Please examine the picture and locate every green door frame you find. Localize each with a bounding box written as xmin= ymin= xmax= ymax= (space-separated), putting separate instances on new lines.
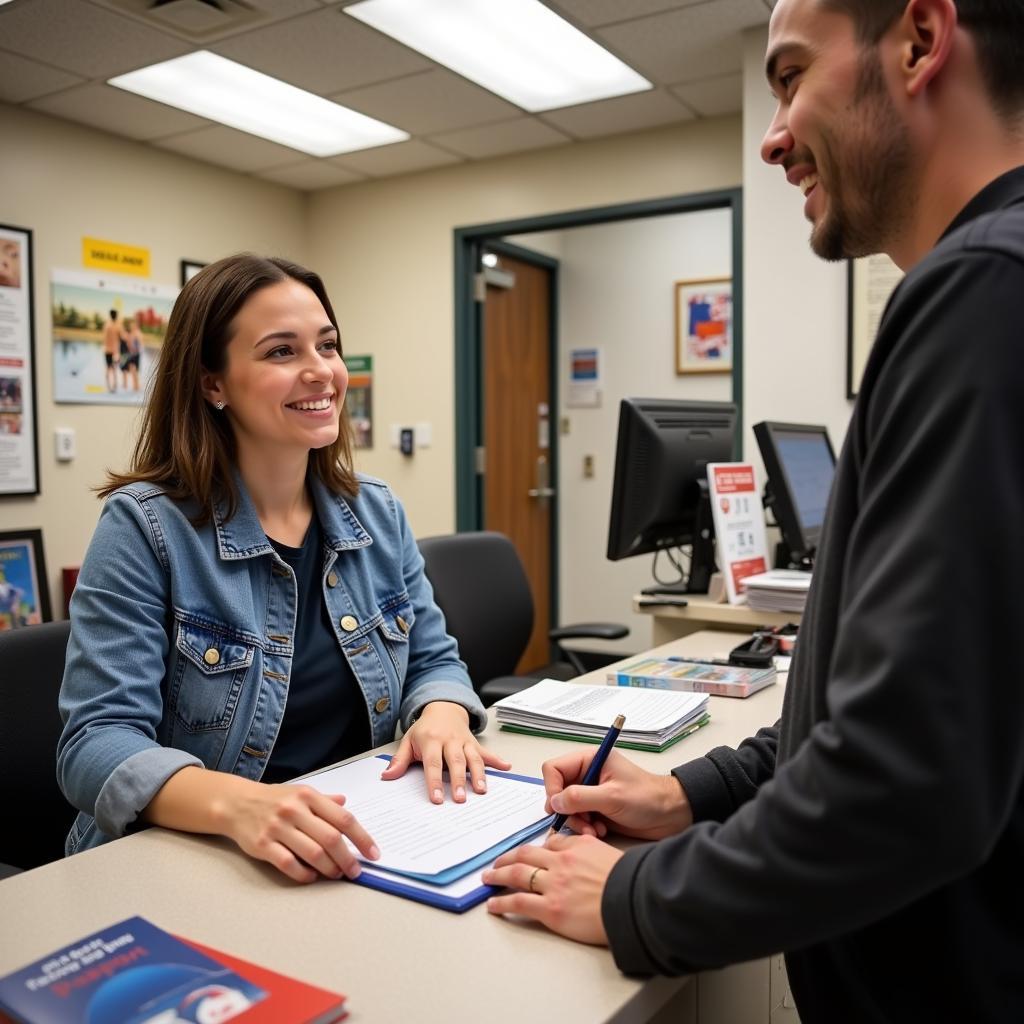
xmin=454 ymin=187 xmax=744 ymax=532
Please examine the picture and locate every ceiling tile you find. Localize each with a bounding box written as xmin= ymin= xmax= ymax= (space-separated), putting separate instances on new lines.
xmin=332 ymin=69 xmax=520 ymax=136
xmin=212 ymin=7 xmax=431 ymax=95
xmin=0 ymin=49 xmax=85 ymax=104
xmin=0 ymin=0 xmax=191 ymax=78
xmin=546 ymin=0 xmax=706 ymax=29
xmin=28 ymin=83 xmax=208 ymax=140
xmin=542 ymin=88 xmax=693 ymax=139
xmin=155 ymin=125 xmax=305 ymax=172
xmin=330 ymin=139 xmax=461 ymax=178
xmin=671 ymin=73 xmax=743 ymax=117
xmin=598 ymin=0 xmax=770 ymax=83
xmin=429 ymin=118 xmax=571 ymax=160
xmin=256 ymin=160 xmax=366 ymax=191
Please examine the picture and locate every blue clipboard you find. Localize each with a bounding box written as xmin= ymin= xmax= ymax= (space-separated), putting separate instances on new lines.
xmin=349 ymin=759 xmax=551 ymax=912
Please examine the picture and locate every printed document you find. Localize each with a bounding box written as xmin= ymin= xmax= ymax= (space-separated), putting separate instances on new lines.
xmin=298 ymin=757 xmax=550 ymax=878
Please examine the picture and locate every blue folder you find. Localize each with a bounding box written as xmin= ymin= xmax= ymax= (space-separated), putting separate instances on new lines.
xmin=350 ymin=758 xmax=552 ymax=912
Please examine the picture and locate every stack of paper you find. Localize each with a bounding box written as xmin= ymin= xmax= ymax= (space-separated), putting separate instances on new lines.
xmin=741 ymin=569 xmax=812 ymax=612
xmin=298 ymin=756 xmax=554 ymax=911
xmin=492 ymin=679 xmax=710 ymax=752
xmin=608 ymin=657 xmax=776 ymax=698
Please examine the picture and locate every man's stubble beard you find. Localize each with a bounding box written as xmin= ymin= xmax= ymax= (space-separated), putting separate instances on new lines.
xmin=811 ymin=52 xmax=914 ymax=261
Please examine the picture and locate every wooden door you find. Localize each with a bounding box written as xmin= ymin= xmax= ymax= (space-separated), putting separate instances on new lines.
xmin=482 ymin=253 xmax=554 ymax=673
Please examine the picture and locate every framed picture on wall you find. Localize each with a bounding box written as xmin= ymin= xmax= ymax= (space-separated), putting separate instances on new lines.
xmin=0 ymin=528 xmax=50 ymax=630
xmin=0 ymin=224 xmax=40 ymax=497
xmin=847 ymin=254 xmax=903 ymax=397
xmin=180 ymin=259 xmax=207 ymax=286
xmin=675 ymin=277 xmax=732 ymax=374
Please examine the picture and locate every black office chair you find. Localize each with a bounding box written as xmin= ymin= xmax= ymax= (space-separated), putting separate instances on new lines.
xmin=418 ymin=531 xmax=629 ymax=707
xmin=0 ymin=619 xmax=77 ymax=876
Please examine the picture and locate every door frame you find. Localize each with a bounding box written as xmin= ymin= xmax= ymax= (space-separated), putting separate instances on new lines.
xmin=454 ymin=187 xmax=744 ymax=532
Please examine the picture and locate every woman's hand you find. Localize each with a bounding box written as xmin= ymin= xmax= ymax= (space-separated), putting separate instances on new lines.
xmin=218 ymin=779 xmax=381 ymax=884
xmin=381 ymin=700 xmax=511 ymax=803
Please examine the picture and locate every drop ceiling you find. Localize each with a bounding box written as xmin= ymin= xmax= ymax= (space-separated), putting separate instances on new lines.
xmin=0 ymin=0 xmax=772 ymax=191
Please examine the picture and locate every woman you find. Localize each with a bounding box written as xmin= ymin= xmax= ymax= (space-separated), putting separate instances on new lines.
xmin=58 ymin=254 xmax=506 ymax=883
xmin=119 ymin=316 xmax=142 ymax=392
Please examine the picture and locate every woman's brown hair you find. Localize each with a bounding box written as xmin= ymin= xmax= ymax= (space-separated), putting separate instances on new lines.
xmin=101 ymin=254 xmax=359 ymax=521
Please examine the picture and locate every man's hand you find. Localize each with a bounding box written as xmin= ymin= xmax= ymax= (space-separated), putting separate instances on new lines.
xmin=543 ymin=748 xmax=693 ymax=840
xmin=483 ymin=833 xmax=622 ymax=945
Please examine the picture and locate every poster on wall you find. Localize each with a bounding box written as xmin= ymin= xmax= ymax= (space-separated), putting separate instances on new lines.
xmin=344 ymin=354 xmax=373 ymax=448
xmin=0 ymin=529 xmax=50 ymax=629
xmin=51 ymin=268 xmax=177 ymax=405
xmin=566 ymin=346 xmax=602 ymax=408
xmin=675 ymin=277 xmax=732 ymax=375
xmin=847 ymin=254 xmax=903 ymax=398
xmin=0 ymin=224 xmax=39 ymax=497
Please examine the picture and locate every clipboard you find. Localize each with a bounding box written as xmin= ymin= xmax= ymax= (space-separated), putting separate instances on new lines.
xmin=350 ymin=758 xmax=550 ymax=912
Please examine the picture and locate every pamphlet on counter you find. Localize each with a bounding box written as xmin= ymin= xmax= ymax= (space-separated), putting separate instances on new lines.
xmin=609 ymin=657 xmax=776 ymax=698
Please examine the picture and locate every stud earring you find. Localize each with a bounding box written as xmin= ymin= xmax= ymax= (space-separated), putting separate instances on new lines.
xmin=214 ymin=401 xmax=226 ymax=411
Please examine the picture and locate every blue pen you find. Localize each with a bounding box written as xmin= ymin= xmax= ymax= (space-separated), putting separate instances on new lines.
xmin=550 ymin=713 xmax=625 ymax=833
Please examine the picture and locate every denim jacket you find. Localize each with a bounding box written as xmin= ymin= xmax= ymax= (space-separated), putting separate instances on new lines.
xmin=57 ymin=473 xmax=485 ymax=855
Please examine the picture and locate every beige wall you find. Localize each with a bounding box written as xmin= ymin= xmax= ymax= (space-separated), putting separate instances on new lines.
xmin=305 ymin=116 xmax=742 ymax=537
xmin=0 ymin=102 xmax=307 ymax=611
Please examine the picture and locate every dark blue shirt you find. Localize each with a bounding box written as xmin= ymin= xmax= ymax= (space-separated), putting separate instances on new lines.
xmin=263 ymin=515 xmax=369 ymax=783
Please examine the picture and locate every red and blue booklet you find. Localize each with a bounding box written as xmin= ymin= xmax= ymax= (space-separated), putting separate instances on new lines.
xmin=0 ymin=916 xmax=346 ymax=1024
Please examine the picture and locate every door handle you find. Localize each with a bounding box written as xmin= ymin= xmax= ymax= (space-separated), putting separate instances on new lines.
xmin=528 ymin=456 xmax=555 ymax=501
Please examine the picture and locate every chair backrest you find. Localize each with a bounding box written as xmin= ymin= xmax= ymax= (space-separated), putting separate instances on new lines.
xmin=0 ymin=619 xmax=77 ymax=870
xmin=418 ymin=531 xmax=534 ymax=693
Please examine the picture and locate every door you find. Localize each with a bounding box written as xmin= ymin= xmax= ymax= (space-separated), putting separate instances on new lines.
xmin=481 ymin=252 xmax=555 ymax=673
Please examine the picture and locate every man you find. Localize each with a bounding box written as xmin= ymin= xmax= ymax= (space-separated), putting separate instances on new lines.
xmin=102 ymin=308 xmax=121 ymax=393
xmin=483 ymin=1 xmax=1024 ymax=1019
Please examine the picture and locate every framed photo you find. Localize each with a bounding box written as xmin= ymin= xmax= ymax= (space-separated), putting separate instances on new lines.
xmin=0 ymin=528 xmax=50 ymax=629
xmin=0 ymin=224 xmax=39 ymax=496
xmin=179 ymin=259 xmax=207 ymax=286
xmin=675 ymin=277 xmax=732 ymax=374
xmin=847 ymin=254 xmax=903 ymax=397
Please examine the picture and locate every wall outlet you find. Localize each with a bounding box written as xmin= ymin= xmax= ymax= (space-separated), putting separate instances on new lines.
xmin=55 ymin=427 xmax=76 ymax=461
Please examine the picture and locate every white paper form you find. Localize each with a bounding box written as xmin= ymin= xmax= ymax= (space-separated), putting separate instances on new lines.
xmin=297 ymin=757 xmax=550 ymax=877
xmin=496 ymin=679 xmax=707 ymax=731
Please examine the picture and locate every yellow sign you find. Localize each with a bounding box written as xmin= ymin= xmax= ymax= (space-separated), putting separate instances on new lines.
xmin=82 ymin=237 xmax=150 ymax=276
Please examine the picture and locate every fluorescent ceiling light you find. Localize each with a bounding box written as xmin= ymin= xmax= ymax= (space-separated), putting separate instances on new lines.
xmin=108 ymin=51 xmax=409 ymax=157
xmin=345 ymin=0 xmax=651 ymax=112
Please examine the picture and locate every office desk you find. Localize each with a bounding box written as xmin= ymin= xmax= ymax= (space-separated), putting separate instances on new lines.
xmin=636 ymin=593 xmax=801 ymax=646
xmin=0 ymin=632 xmax=786 ymax=1024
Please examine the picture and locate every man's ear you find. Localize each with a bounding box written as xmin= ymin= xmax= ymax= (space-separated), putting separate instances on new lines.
xmin=896 ymin=0 xmax=957 ymax=97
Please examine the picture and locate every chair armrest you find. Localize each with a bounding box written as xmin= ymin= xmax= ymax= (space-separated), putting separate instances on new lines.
xmin=479 ymin=676 xmax=537 ymax=708
xmin=549 ymin=622 xmax=629 ymax=642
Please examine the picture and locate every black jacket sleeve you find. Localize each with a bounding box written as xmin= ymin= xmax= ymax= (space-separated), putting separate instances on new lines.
xmin=602 ymin=245 xmax=1024 ymax=976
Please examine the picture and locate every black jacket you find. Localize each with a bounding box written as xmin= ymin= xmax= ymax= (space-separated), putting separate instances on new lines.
xmin=602 ymin=167 xmax=1024 ymax=1023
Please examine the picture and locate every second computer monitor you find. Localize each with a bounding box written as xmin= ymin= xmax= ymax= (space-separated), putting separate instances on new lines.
xmin=753 ymin=420 xmax=836 ymax=563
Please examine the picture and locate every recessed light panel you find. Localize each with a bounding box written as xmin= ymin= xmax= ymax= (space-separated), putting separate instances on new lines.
xmin=345 ymin=0 xmax=651 ymax=112
xmin=109 ymin=51 xmax=409 ymax=157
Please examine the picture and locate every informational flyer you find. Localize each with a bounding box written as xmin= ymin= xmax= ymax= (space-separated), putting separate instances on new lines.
xmin=566 ymin=346 xmax=601 ymax=407
xmin=344 ymin=353 xmax=373 ymax=448
xmin=51 ymin=268 xmax=176 ymax=405
xmin=707 ymin=462 xmax=769 ymax=605
xmin=0 ymin=224 xmax=37 ymax=496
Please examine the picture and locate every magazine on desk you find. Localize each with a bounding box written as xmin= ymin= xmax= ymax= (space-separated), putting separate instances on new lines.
xmin=608 ymin=657 xmax=777 ymax=698
xmin=0 ymin=915 xmax=347 ymax=1024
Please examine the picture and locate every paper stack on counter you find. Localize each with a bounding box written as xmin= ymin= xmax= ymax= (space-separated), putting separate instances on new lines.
xmin=741 ymin=569 xmax=812 ymax=613
xmin=492 ymin=678 xmax=710 ymax=753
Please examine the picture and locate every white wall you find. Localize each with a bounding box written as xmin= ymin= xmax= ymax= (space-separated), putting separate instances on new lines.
xmin=543 ymin=210 xmax=732 ymax=650
xmin=305 ymin=117 xmax=743 ymax=538
xmin=0 ymin=103 xmax=307 ymax=611
xmin=741 ymin=27 xmax=854 ymax=460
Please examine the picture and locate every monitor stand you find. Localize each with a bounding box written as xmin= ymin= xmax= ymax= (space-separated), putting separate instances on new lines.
xmin=643 ymin=484 xmax=717 ymax=596
xmin=641 ymin=582 xmax=691 ymax=596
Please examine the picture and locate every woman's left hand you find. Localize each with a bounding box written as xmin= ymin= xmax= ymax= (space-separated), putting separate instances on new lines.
xmin=381 ymin=701 xmax=511 ymax=803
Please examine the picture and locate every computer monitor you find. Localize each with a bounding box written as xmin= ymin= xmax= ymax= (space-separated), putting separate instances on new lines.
xmin=606 ymin=397 xmax=737 ymax=593
xmin=753 ymin=420 xmax=837 ymax=566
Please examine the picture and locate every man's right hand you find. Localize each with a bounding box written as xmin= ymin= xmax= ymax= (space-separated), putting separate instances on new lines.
xmin=542 ymin=749 xmax=693 ymax=841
